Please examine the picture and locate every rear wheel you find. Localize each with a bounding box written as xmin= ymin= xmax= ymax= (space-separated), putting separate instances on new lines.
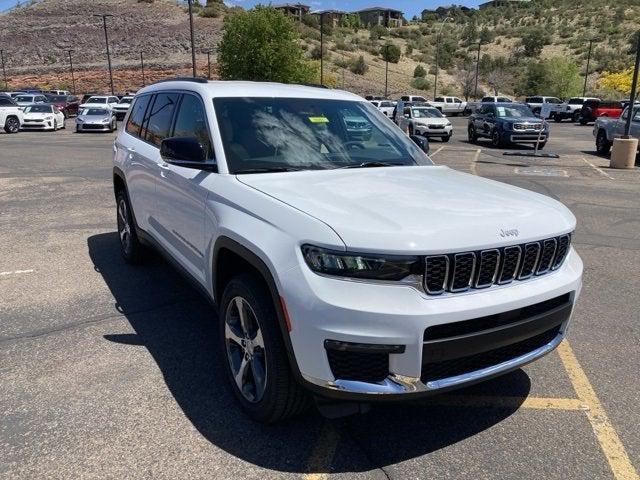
xmin=596 ymin=130 xmax=611 ymax=155
xmin=220 ymin=274 xmax=309 ymax=423
xmin=572 ymin=111 xmax=581 ymax=123
xmin=116 ymin=191 xmax=144 ymax=263
xmin=4 ymin=116 xmax=20 ymax=133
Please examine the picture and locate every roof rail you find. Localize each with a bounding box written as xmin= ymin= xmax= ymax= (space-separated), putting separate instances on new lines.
xmin=150 ymin=77 xmax=209 ymax=85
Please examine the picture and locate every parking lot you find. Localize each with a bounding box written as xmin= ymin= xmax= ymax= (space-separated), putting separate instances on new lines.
xmin=1 ymin=116 xmax=639 ymax=479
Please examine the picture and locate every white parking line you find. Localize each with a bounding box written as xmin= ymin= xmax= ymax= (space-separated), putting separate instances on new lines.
xmin=430 ymin=146 xmax=445 ymax=156
xmin=581 ymin=157 xmax=614 ymax=180
xmin=0 ymin=269 xmax=35 ymax=276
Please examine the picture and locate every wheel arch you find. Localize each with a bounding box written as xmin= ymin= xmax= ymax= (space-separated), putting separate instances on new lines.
xmin=212 ymin=236 xmax=305 ymax=383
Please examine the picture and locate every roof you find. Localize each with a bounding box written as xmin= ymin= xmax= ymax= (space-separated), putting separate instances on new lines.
xmin=272 ymin=3 xmax=310 ymax=8
xmin=137 ymin=80 xmax=364 ymax=102
xmin=311 ymin=9 xmax=346 ymax=14
xmin=356 ymin=6 xmax=403 ymax=14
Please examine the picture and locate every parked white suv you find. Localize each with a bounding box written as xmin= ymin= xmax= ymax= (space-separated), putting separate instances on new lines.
xmin=0 ymin=95 xmax=24 ymax=133
xmin=79 ymin=95 xmax=120 ymax=110
xmin=113 ymin=79 xmax=583 ymax=422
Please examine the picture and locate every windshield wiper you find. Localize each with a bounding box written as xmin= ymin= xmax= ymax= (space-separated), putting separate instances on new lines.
xmin=338 ymin=161 xmax=405 ymax=169
xmin=234 ymin=166 xmax=303 ymax=174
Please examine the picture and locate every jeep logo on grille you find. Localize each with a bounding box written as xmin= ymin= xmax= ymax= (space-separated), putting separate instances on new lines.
xmin=499 ymin=228 xmax=519 ymax=238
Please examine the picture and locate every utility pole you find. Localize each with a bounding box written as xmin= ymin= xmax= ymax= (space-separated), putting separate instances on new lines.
xmin=582 ymin=39 xmax=594 ymax=98
xmin=433 ymin=16 xmax=452 ymax=99
xmin=68 ymin=50 xmax=76 ymax=94
xmin=140 ymin=51 xmax=145 ymax=87
xmin=187 ymin=0 xmax=197 ymax=77
xmin=384 ymin=44 xmax=389 ymax=98
xmin=474 ymin=41 xmax=481 ymax=100
xmin=623 ymin=33 xmax=640 ymax=137
xmin=206 ymin=50 xmax=211 ymax=79
xmin=319 ymin=12 xmax=324 ymax=85
xmin=0 ymin=50 xmax=7 ymax=90
xmin=94 ymin=14 xmax=114 ymax=95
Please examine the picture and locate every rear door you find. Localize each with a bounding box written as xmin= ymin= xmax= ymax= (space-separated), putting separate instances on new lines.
xmin=154 ymin=92 xmax=214 ymax=282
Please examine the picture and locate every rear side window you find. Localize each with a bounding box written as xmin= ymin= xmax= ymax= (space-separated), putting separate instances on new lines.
xmin=568 ymin=98 xmax=583 ymax=105
xmin=481 ymin=97 xmax=493 ymax=102
xmin=498 ymin=97 xmax=511 ymax=102
xmin=401 ymin=96 xmax=409 ymax=101
xmin=126 ymin=95 xmax=152 ymax=137
xmin=143 ymin=93 xmax=180 ymax=147
xmin=434 ymin=97 xmax=444 ymax=102
xmin=172 ymin=94 xmax=213 ymax=159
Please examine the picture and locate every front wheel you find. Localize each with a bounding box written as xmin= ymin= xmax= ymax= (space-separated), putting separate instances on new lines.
xmin=596 ymin=130 xmax=611 ymax=155
xmin=442 ymin=134 xmax=451 ymax=142
xmin=491 ymin=130 xmax=503 ymax=148
xmin=220 ymin=274 xmax=309 ymax=423
xmin=467 ymin=125 xmax=478 ymax=143
xmin=572 ymin=111 xmax=581 ymax=123
xmin=4 ymin=116 xmax=20 ymax=133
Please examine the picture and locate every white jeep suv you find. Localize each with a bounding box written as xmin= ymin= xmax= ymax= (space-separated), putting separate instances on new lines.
xmin=0 ymin=95 xmax=24 ymax=133
xmin=113 ymin=78 xmax=583 ymax=423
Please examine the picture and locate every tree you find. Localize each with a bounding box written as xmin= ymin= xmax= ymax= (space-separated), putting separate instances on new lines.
xmin=349 ymin=55 xmax=368 ymax=75
xmin=515 ymin=57 xmax=582 ymax=98
xmin=413 ymin=64 xmax=426 ymax=78
xmin=519 ymin=29 xmax=550 ymax=57
xmin=479 ymin=27 xmax=494 ymax=45
xmin=339 ymin=13 xmax=361 ymax=29
xmin=456 ymin=59 xmax=477 ymax=100
xmin=217 ymin=6 xmax=315 ymax=83
xmin=369 ymin=24 xmax=387 ymax=41
xmin=462 ymin=19 xmax=478 ymax=46
xmin=380 ymin=43 xmax=401 ymax=63
xmin=411 ymin=77 xmax=432 ymax=91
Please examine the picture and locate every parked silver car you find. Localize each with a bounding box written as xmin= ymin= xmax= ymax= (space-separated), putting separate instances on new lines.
xmin=75 ymin=107 xmax=117 ymax=133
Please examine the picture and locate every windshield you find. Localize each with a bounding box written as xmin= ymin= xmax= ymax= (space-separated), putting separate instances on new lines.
xmin=16 ymin=96 xmax=34 ymax=103
xmin=49 ymin=95 xmax=67 ymax=102
xmin=214 ymin=97 xmax=432 ymax=173
xmin=81 ymin=108 xmax=109 ymax=116
xmin=119 ymin=97 xmax=133 ymax=104
xmin=86 ymin=97 xmax=107 ymax=104
xmin=24 ymin=105 xmax=51 ymax=113
xmin=412 ymin=107 xmax=443 ymax=118
xmin=495 ymin=105 xmax=535 ymax=118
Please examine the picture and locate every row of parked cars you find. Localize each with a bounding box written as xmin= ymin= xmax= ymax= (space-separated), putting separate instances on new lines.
xmin=0 ymin=89 xmax=135 ymax=134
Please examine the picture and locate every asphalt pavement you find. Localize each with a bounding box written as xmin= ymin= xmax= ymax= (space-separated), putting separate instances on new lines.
xmin=0 ymin=117 xmax=638 ymax=479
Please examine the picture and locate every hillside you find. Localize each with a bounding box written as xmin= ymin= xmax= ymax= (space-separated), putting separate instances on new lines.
xmin=1 ymin=0 xmax=638 ymax=98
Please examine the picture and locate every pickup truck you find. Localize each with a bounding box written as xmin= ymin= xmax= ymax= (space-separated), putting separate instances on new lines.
xmin=465 ymin=96 xmax=513 ymax=114
xmin=525 ymin=96 xmax=564 ymax=119
xmin=430 ymin=96 xmax=468 ymax=116
xmin=593 ymin=105 xmax=640 ymax=154
xmin=555 ymin=97 xmax=600 ymax=123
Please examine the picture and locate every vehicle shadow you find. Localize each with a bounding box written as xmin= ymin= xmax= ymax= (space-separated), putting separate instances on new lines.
xmin=463 ymin=139 xmax=537 ymax=151
xmin=88 ymin=231 xmax=532 ymax=474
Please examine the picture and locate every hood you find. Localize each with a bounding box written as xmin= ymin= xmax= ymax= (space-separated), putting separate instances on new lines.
xmin=238 ymin=166 xmax=575 ymax=254
xmin=414 ymin=117 xmax=450 ymax=125
xmin=77 ymin=114 xmax=110 ymax=122
xmin=23 ymin=112 xmax=52 ymax=119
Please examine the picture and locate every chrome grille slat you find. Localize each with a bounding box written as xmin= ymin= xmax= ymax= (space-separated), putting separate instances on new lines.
xmin=423 ymin=234 xmax=571 ymax=295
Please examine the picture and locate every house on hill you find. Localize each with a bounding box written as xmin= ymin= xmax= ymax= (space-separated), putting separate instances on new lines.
xmin=311 ymin=9 xmax=346 ymax=27
xmin=356 ymin=7 xmax=403 ymax=28
xmin=273 ymin=3 xmax=310 ymax=20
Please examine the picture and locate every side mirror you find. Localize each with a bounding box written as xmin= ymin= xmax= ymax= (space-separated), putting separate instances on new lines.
xmin=410 ymin=135 xmax=430 ymax=154
xmin=160 ymin=137 xmax=216 ymax=171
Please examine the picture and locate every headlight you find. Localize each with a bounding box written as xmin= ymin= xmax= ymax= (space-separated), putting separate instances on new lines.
xmin=76 ymin=118 xmax=83 ymax=123
xmin=301 ymin=245 xmax=419 ymax=281
xmin=102 ymin=118 xmax=111 ymax=123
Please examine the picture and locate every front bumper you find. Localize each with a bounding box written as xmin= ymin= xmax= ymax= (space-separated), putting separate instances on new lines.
xmin=20 ymin=120 xmax=54 ymax=130
xmin=415 ymin=124 xmax=453 ymax=137
xmin=505 ymin=132 xmax=548 ymax=143
xmin=281 ymin=247 xmax=582 ymax=399
xmin=76 ymin=122 xmax=112 ymax=132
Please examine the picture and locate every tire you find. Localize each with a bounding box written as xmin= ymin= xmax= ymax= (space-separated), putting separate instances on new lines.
xmin=554 ymin=114 xmax=562 ymax=123
xmin=442 ymin=133 xmax=451 ymax=142
xmin=596 ymin=130 xmax=611 ymax=155
xmin=579 ymin=119 xmax=588 ymax=126
xmin=408 ymin=124 xmax=414 ymax=136
xmin=219 ymin=274 xmax=309 ymax=423
xmin=116 ymin=191 xmax=144 ymax=264
xmin=111 ymin=119 xmax=117 ymax=132
xmin=4 ymin=116 xmax=20 ymax=133
xmin=537 ymin=142 xmax=546 ymax=150
xmin=572 ymin=111 xmax=581 ymax=123
xmin=491 ymin=129 xmax=503 ymax=148
xmin=467 ymin=125 xmax=478 ymax=143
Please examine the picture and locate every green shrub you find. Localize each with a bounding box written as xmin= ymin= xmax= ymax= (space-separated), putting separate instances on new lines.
xmin=369 ymin=24 xmax=387 ymax=40
xmin=380 ymin=43 xmax=401 ymax=63
xmin=411 ymin=76 xmax=432 ymax=91
xmin=350 ymin=55 xmax=368 ymax=75
xmin=413 ymin=64 xmax=426 ymax=78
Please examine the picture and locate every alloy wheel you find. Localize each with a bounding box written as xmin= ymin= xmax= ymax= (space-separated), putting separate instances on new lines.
xmin=117 ymin=198 xmax=131 ymax=254
xmin=6 ymin=117 xmax=19 ymax=133
xmin=224 ymin=296 xmax=267 ymax=403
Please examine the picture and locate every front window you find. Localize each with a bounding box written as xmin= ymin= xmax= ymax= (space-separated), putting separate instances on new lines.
xmin=214 ymin=97 xmax=432 ymax=174
xmin=411 ymin=107 xmax=443 ymax=118
xmin=87 ymin=97 xmax=107 ymax=104
xmin=81 ymin=108 xmax=109 ymax=116
xmin=16 ymin=96 xmax=34 ymax=103
xmin=23 ymin=105 xmax=52 ymax=113
xmin=568 ymin=98 xmax=584 ymax=105
xmin=49 ymin=95 xmax=67 ymax=103
xmin=495 ymin=105 xmax=535 ymax=118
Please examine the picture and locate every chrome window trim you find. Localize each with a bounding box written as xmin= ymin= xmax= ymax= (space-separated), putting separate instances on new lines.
xmin=449 ymin=252 xmax=476 ymax=293
xmin=424 ymin=255 xmax=449 ymax=295
xmin=518 ymin=242 xmax=541 ymax=280
xmin=475 ymin=249 xmax=501 ymax=288
xmin=497 ymin=245 xmax=522 ymax=285
xmin=536 ymin=238 xmax=557 ymax=275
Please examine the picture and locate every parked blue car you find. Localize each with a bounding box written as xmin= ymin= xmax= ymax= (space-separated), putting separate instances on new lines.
xmin=468 ymin=102 xmax=549 ymax=148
